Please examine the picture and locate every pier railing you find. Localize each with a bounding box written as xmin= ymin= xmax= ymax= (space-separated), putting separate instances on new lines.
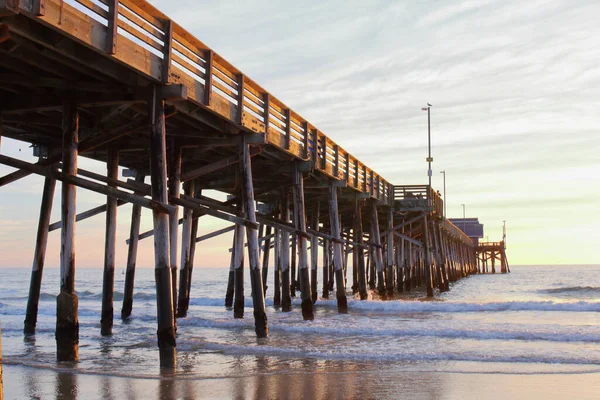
xmin=392 ymin=185 xmax=444 ymax=217
xmin=1 ymin=0 xmax=391 ymax=204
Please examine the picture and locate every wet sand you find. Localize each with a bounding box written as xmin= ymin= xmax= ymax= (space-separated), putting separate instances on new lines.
xmin=3 ymin=364 xmax=600 ymax=400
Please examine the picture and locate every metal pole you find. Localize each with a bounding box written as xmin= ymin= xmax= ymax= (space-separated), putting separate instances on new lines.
xmin=428 ymin=107 xmax=431 ymax=190
xmin=440 ymin=170 xmax=446 ymax=217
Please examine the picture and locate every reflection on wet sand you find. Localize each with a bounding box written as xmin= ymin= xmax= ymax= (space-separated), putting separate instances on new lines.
xmin=55 ymin=370 xmax=78 ymax=400
xmin=4 ymin=360 xmax=600 ymax=400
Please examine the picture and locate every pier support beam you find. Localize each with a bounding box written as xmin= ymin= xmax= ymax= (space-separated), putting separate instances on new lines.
xmin=322 ymin=239 xmax=329 ymax=298
xmin=386 ymin=207 xmax=395 ymax=297
xmin=292 ymin=161 xmax=313 ymax=320
xmin=273 ymin=227 xmax=281 ymax=306
xmin=280 ymin=192 xmax=291 ymax=312
xmin=24 ymin=174 xmax=56 ymax=335
xmin=261 ymin=225 xmax=272 ymax=296
xmin=56 ymin=98 xmax=79 ymax=362
xmin=328 ymin=182 xmax=348 ymax=313
xmin=168 ymin=143 xmax=182 ymax=319
xmin=121 ymin=173 xmax=144 ymax=319
xmin=310 ymin=202 xmax=320 ymax=303
xmin=422 ymin=215 xmax=434 ymax=297
xmin=354 ymin=196 xmax=368 ymax=300
xmin=177 ymin=180 xmax=195 ymax=318
xmin=225 ymin=233 xmax=235 ymax=308
xmin=149 ymin=86 xmax=176 ymax=368
xmin=101 ymin=147 xmax=119 ymax=336
xmin=233 ymin=223 xmax=245 ymax=319
xmin=239 ymin=135 xmax=268 ymax=337
xmin=405 ymin=241 xmax=412 ymax=292
xmin=371 ymin=202 xmax=385 ymax=297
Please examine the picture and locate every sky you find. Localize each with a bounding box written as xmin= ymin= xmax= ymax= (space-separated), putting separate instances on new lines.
xmin=1 ymin=0 xmax=599 ymax=268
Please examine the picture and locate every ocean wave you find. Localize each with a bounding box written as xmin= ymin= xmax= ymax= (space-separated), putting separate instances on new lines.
xmin=179 ymin=317 xmax=600 ymax=343
xmin=539 ymin=286 xmax=600 ymax=296
xmin=342 ymin=299 xmax=600 ymax=313
xmin=199 ymin=341 xmax=600 ymax=366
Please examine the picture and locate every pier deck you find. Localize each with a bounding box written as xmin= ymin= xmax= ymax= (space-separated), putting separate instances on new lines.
xmin=0 ymin=0 xmax=491 ymax=368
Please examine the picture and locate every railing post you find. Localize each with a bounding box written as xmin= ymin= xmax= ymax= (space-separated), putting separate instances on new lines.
xmin=302 ymin=122 xmax=309 ymax=159
xmin=32 ymin=0 xmax=45 ymax=16
xmin=106 ymin=0 xmax=118 ymax=54
xmin=237 ymin=74 xmax=245 ymax=125
xmin=263 ymin=92 xmax=270 ymax=131
xmin=162 ymin=20 xmax=173 ymax=84
xmin=345 ymin=152 xmax=350 ymax=184
xmin=204 ymin=50 xmax=213 ymax=106
xmin=284 ymin=109 xmax=291 ymax=150
xmin=320 ymin=135 xmax=326 ymax=170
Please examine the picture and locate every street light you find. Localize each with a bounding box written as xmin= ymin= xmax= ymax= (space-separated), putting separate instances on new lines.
xmin=421 ymin=103 xmax=433 ymax=206
xmin=461 ymin=204 xmax=466 ymax=219
xmin=440 ymin=170 xmax=446 ymax=216
xmin=503 ymin=220 xmax=507 ymax=248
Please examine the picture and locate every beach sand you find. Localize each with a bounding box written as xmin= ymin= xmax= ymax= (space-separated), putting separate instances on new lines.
xmin=3 ymin=364 xmax=600 ymax=400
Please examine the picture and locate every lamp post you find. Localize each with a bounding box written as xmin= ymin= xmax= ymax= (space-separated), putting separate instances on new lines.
xmin=461 ymin=203 xmax=466 ymax=233
xmin=422 ymin=103 xmax=433 ymax=206
xmin=440 ymin=170 xmax=446 ymax=217
xmin=503 ymin=220 xmax=506 ymax=248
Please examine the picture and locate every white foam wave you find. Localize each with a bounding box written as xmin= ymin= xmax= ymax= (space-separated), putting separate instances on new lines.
xmin=199 ymin=341 xmax=600 ymax=366
xmin=178 ymin=317 xmax=600 ymax=343
xmin=342 ymin=299 xmax=600 ymax=313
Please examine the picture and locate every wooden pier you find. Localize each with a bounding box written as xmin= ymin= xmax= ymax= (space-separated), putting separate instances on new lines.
xmin=0 ymin=0 xmax=492 ymax=368
xmin=476 ymin=241 xmax=510 ymax=274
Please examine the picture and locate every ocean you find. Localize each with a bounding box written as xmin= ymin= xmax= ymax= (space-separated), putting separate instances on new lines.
xmin=1 ymin=265 xmax=600 ymax=398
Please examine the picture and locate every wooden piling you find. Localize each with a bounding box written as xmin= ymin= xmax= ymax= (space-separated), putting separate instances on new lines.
xmin=280 ymin=192 xmax=292 ymax=312
xmin=101 ymin=147 xmax=119 ymax=336
xmin=188 ymin=207 xmax=199 ymax=295
xmin=421 ymin=215 xmax=434 ymax=297
xmin=24 ymin=175 xmax=56 ymax=335
xmin=395 ymin=238 xmax=404 ymax=293
xmin=273 ymin=227 xmax=282 ymax=306
xmin=261 ymin=225 xmax=272 ymax=296
xmin=225 ymin=233 xmax=235 ymax=308
xmin=149 ymin=86 xmax=176 ymax=368
xmin=368 ymin=243 xmax=376 ymax=290
xmin=322 ymin=238 xmax=329 ymax=298
xmin=386 ymin=207 xmax=395 ymax=297
xmin=56 ymin=97 xmax=79 ymax=362
xmin=121 ymin=173 xmax=144 ymax=319
xmin=168 ymin=143 xmax=182 ymax=318
xmin=371 ymin=202 xmax=385 ymax=297
xmin=177 ymin=180 xmax=195 ymax=318
xmin=239 ymin=136 xmax=268 ymax=337
xmin=310 ymin=202 xmax=320 ymax=303
xmin=290 ymin=234 xmax=297 ymax=297
xmin=354 ymin=196 xmax=368 ymax=300
xmin=292 ymin=161 xmax=313 ymax=320
xmin=328 ymin=182 xmax=347 ymax=313
xmin=430 ymin=219 xmax=446 ymax=293
xmin=405 ymin=241 xmax=412 ymax=292
xmin=233 ymin=223 xmax=245 ymax=319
